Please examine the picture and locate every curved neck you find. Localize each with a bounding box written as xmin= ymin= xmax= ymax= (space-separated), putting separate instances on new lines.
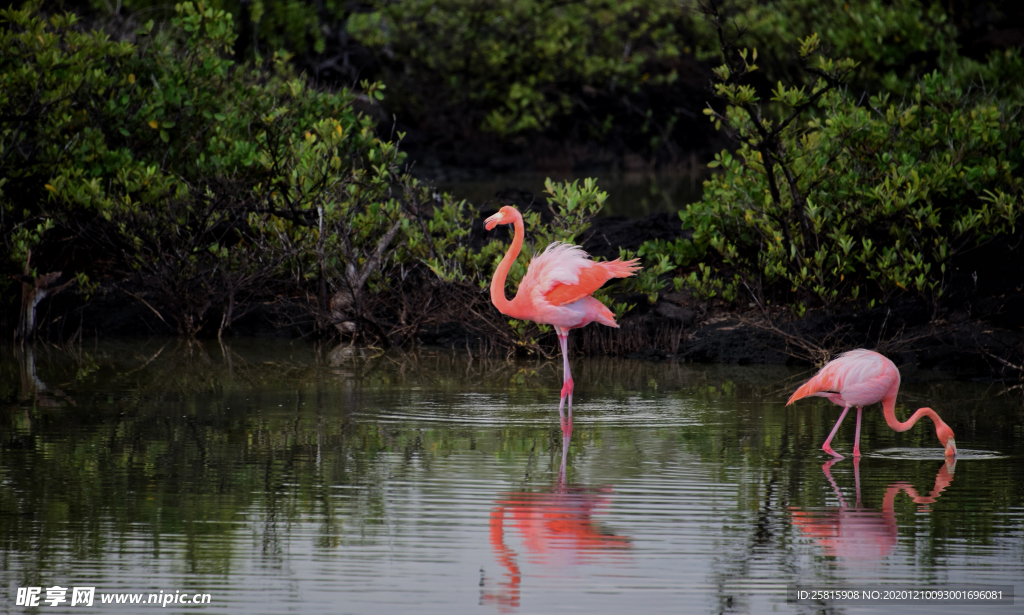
xmin=490 ymin=211 xmax=524 ymax=315
xmin=881 ymin=398 xmax=944 ymax=433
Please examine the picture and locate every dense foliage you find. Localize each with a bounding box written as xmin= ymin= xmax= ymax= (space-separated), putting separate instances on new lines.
xmin=4 ymin=0 xmax=1024 ymax=349
xmin=693 ymin=0 xmax=961 ymax=89
xmin=346 ymin=0 xmax=699 ymax=156
xmin=1 ymin=1 xmax=649 ymax=345
xmin=61 ymin=0 xmax=1020 ymax=164
xmin=667 ymin=12 xmax=1024 ymax=316
xmin=0 ymin=1 xmax=428 ymax=336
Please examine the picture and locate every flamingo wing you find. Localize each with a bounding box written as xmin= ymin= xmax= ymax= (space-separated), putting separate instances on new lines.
xmin=524 ymin=243 xmax=640 ymax=307
xmin=831 ymin=368 xmax=894 ymax=407
xmin=787 ymin=349 xmax=896 ymax=406
xmin=545 ymin=262 xmax=620 ymax=306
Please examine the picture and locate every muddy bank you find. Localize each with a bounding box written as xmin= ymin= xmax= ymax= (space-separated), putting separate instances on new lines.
xmin=30 ymin=271 xmax=1024 ymax=382
xmin=419 ymin=296 xmax=1024 ymax=381
xmin=16 ymin=186 xmax=1024 ymax=382
xmin=657 ymin=302 xmax=1024 ymax=380
xmin=417 ymin=187 xmax=1024 ymax=380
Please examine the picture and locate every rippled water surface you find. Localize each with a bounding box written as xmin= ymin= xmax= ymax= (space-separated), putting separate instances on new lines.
xmin=1 ymin=340 xmax=1022 ymax=614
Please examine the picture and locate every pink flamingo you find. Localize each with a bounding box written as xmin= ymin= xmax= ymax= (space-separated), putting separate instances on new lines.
xmin=787 ymin=349 xmax=956 ymax=458
xmin=485 ymin=205 xmax=640 ymax=423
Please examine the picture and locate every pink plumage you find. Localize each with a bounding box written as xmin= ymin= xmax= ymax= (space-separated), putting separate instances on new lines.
xmin=484 ymin=206 xmax=641 ymax=427
xmin=787 ymin=349 xmax=957 ymax=458
xmin=519 ymin=242 xmax=637 ymax=329
xmin=787 ymin=349 xmax=899 ymax=409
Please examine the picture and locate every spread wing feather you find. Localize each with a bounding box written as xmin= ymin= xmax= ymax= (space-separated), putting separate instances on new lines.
xmin=521 ymin=242 xmax=640 ymax=308
xmin=545 ymin=263 xmax=617 ymax=306
xmin=520 ymin=243 xmax=588 ymax=307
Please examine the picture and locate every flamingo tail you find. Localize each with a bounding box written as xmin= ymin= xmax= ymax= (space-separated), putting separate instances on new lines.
xmin=602 ymin=257 xmax=642 ymax=278
xmin=786 ymin=370 xmax=840 ymax=406
xmin=543 ymin=256 xmax=641 ymax=307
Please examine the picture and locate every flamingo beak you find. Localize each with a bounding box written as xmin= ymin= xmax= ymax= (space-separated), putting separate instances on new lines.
xmin=944 ymin=437 xmax=957 ymax=458
xmin=484 ymin=212 xmax=501 ymax=231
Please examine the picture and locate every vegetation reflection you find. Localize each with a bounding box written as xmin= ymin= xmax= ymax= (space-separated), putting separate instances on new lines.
xmin=0 ymin=341 xmax=1021 ymax=601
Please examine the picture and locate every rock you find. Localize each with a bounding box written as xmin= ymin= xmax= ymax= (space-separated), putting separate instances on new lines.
xmin=661 ymin=291 xmax=690 ymax=304
xmin=582 ymin=212 xmax=691 ymax=259
xmin=654 ymin=301 xmax=695 ymax=326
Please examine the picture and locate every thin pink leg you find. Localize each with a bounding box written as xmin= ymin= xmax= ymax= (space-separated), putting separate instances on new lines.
xmin=853 ymin=406 xmax=863 ymax=458
xmin=822 ymin=406 xmax=850 ymax=458
xmin=556 ymin=329 xmax=574 ymax=423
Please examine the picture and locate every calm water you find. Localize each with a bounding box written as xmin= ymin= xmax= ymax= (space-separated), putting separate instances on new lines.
xmin=1 ymin=340 xmax=1022 ymax=614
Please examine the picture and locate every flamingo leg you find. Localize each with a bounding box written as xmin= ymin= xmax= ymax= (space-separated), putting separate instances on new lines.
xmin=853 ymin=406 xmax=863 ymax=458
xmin=821 ymin=405 xmax=851 ymax=458
xmin=555 ymin=328 xmax=574 ymax=424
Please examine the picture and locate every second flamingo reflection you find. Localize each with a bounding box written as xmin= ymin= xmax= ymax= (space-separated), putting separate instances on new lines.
xmin=485 ymin=205 xmax=640 ymax=425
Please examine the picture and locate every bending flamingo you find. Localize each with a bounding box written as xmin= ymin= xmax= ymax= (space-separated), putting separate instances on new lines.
xmin=787 ymin=349 xmax=956 ymax=458
xmin=485 ymin=205 xmax=640 ymax=423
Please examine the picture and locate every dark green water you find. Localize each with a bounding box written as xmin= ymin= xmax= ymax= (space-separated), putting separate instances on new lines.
xmin=1 ymin=340 xmax=1021 ymax=614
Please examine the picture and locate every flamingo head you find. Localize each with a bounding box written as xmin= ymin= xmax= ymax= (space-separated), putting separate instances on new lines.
xmin=484 ymin=206 xmax=518 ymax=231
xmin=935 ymin=420 xmax=956 ymax=458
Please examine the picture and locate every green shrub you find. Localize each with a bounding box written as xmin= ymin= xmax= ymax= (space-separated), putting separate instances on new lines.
xmin=342 ymin=0 xmax=993 ymax=151
xmin=79 ymin=0 xmax=1008 ymax=165
xmin=346 ymin=0 xmax=694 ymax=149
xmin=1 ymin=1 xmax=654 ymax=345
xmin=694 ymin=0 xmax=960 ymax=91
xmin=677 ymin=32 xmax=1023 ymax=315
xmin=0 ymin=1 xmax=444 ymax=336
xmin=96 ymin=0 xmax=336 ymax=57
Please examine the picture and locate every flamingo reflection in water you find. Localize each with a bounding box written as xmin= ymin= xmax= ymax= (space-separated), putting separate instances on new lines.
xmin=790 ymin=457 xmax=955 ymax=562
xmin=481 ymin=430 xmax=631 ymax=611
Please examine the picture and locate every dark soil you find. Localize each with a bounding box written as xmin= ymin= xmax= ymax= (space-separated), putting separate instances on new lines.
xmin=13 ymin=184 xmax=1024 ymax=382
xmin=419 ymin=185 xmax=1024 ymax=381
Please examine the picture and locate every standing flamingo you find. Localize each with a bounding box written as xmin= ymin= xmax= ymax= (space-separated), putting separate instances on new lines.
xmin=484 ymin=205 xmax=640 ymax=424
xmin=787 ymin=349 xmax=956 ymax=458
